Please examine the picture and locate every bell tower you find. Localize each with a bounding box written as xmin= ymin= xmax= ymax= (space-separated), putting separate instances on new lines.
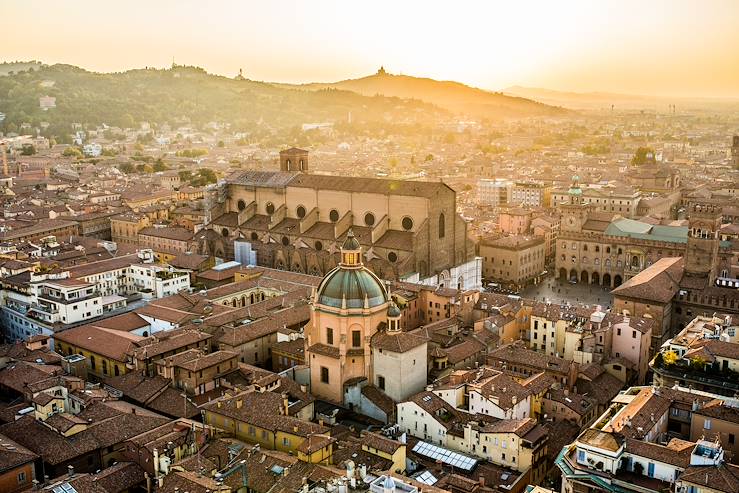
xmin=732 ymin=135 xmax=739 ymax=169
xmin=685 ymin=201 xmax=721 ymax=280
xmin=279 ymin=147 xmax=309 ymax=172
xmin=560 ymin=175 xmax=593 ymax=233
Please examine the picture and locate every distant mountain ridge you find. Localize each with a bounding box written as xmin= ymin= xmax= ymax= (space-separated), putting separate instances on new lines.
xmin=503 ymin=85 xmax=739 ymax=110
xmin=276 ymin=69 xmax=567 ymax=119
xmin=0 ymin=63 xmax=448 ymax=138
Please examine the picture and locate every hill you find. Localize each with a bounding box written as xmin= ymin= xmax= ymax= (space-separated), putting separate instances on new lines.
xmin=277 ymin=70 xmax=566 ymax=119
xmin=0 ymin=64 xmax=446 ymax=140
xmin=504 ymin=85 xmax=739 ymax=111
xmin=0 ymin=61 xmax=44 ymax=76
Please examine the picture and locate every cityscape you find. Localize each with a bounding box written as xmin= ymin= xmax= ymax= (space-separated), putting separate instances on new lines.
xmin=0 ymin=2 xmax=739 ymax=493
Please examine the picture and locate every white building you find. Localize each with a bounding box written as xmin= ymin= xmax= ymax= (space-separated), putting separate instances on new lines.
xmin=128 ymin=263 xmax=191 ymax=299
xmin=370 ymin=303 xmax=427 ymax=402
xmin=83 ymin=143 xmax=102 ymax=157
xmin=477 ymin=178 xmax=512 ymax=207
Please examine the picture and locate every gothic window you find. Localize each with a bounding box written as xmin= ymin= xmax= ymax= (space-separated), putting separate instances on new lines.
xmin=439 ymin=213 xmax=445 ymax=239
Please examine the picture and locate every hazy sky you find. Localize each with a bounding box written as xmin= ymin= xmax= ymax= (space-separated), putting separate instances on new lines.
xmin=5 ymin=0 xmax=739 ymax=97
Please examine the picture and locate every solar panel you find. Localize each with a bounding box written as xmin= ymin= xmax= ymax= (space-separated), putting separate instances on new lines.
xmin=413 ymin=470 xmax=438 ymax=485
xmin=411 ymin=440 xmax=478 ymax=472
xmin=52 ymin=484 xmax=78 ymax=493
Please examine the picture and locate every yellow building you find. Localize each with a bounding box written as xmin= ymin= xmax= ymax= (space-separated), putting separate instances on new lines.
xmin=53 ymin=324 xmax=144 ymax=379
xmin=201 ymin=391 xmax=332 ymax=462
xmin=360 ymin=431 xmax=406 ymax=473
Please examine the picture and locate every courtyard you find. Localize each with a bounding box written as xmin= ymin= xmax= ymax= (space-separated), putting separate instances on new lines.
xmin=521 ymin=274 xmax=614 ymax=309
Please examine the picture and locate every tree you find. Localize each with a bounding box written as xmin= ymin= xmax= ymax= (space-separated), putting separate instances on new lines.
xmin=20 ymin=144 xmax=36 ymax=155
xmin=663 ymin=350 xmax=678 ymax=366
xmin=424 ymin=153 xmax=434 ymax=162
xmin=153 ymin=158 xmax=168 ymax=172
xmin=119 ymin=162 xmax=135 ymax=174
xmin=217 ymin=140 xmax=225 ymax=148
xmin=62 ymin=147 xmax=82 ymax=158
xmin=631 ymin=147 xmax=655 ymax=165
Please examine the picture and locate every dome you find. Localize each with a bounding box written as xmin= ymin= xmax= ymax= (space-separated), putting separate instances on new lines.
xmin=316 ymin=266 xmax=389 ymax=309
xmin=342 ymin=230 xmax=361 ymax=251
xmin=387 ymin=302 xmax=401 ymax=318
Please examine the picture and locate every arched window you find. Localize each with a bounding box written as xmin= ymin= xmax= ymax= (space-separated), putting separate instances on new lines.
xmin=237 ymin=199 xmax=246 ymax=211
xmin=221 ymin=228 xmax=229 ymax=238
xmin=296 ymin=205 xmax=306 ymax=218
xmin=329 ymin=209 xmax=339 ymax=222
xmin=583 ymin=245 xmax=588 ymax=251
xmin=595 ymin=245 xmax=600 ymax=252
xmin=266 ymin=202 xmax=275 ymax=215
xmin=251 ymin=232 xmax=259 ymax=241
xmin=438 ymin=213 xmax=445 ymax=239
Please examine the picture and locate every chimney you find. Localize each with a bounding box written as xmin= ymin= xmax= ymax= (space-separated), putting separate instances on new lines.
xmin=236 ymin=399 xmax=243 ymax=409
xmin=282 ymin=391 xmax=290 ymax=416
xmin=67 ymin=465 xmax=74 ymax=478
xmin=479 ymin=476 xmax=486 ymax=487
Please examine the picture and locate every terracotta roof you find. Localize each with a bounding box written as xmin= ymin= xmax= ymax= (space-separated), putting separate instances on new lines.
xmin=0 ymin=432 xmax=38 ymax=474
xmin=611 ymin=257 xmax=684 ymax=303
xmin=679 ymin=463 xmax=739 ymax=493
xmin=371 ymin=330 xmax=427 ymax=353
xmin=625 ymin=437 xmax=693 ymax=467
xmin=54 ymin=324 xmax=145 ymax=362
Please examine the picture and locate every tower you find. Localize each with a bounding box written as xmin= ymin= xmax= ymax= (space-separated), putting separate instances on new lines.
xmin=685 ymin=201 xmax=721 ymax=280
xmin=732 ymin=135 xmax=739 ymax=169
xmin=560 ymin=175 xmax=593 ymax=233
xmin=1 ymin=143 xmax=8 ymax=176
xmin=279 ymin=147 xmax=308 ymax=172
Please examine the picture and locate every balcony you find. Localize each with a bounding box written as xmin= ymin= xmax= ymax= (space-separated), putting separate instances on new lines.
xmin=31 ymin=302 xmax=59 ymax=314
xmin=651 ymin=357 xmax=739 ymax=395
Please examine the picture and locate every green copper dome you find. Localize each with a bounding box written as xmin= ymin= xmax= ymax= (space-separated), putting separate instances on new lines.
xmin=316 ymin=266 xmax=389 ymax=309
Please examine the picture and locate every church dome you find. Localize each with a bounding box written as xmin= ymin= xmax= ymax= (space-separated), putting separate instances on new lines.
xmin=387 ymin=301 xmax=401 ymax=318
xmin=316 ymin=267 xmax=389 ymax=309
xmin=316 ymin=228 xmax=389 ymax=309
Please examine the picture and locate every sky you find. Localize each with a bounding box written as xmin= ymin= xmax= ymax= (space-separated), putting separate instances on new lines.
xmin=4 ymin=0 xmax=739 ymax=98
